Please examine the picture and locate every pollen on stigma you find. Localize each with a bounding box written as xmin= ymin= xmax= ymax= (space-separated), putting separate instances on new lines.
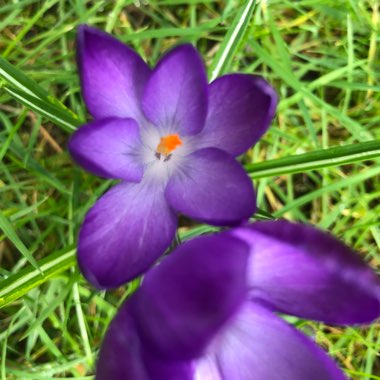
xmin=156 ymin=134 xmax=183 ymax=160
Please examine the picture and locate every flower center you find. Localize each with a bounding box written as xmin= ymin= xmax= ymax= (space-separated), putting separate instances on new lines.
xmin=156 ymin=134 xmax=183 ymax=160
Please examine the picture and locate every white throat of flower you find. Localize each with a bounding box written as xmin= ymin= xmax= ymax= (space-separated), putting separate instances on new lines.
xmin=139 ymin=125 xmax=193 ymax=184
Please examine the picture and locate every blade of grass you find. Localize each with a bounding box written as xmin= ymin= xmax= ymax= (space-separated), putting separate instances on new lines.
xmin=0 ymin=56 xmax=80 ymax=132
xmin=246 ymin=140 xmax=380 ymax=179
xmin=72 ymin=279 xmax=93 ymax=365
xmin=0 ymin=247 xmax=75 ymax=308
xmin=121 ymin=23 xmax=223 ymax=41
xmin=209 ymin=0 xmax=257 ymax=81
xmin=0 ymin=55 xmax=49 ymax=100
xmin=2 ymin=85 xmax=80 ymax=132
xmin=0 ymin=212 xmax=40 ymax=272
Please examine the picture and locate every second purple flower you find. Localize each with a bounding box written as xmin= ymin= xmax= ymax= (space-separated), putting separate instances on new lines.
xmin=96 ymin=221 xmax=380 ymax=379
xmin=69 ymin=26 xmax=277 ymax=289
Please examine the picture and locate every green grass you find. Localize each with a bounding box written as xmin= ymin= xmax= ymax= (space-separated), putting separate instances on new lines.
xmin=1 ymin=0 xmax=379 ymax=378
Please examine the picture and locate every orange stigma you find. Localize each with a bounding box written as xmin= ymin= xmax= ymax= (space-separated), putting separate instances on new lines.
xmin=156 ymin=134 xmax=183 ymax=156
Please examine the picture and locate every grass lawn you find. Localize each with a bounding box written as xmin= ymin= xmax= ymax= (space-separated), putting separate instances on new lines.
xmin=1 ymin=0 xmax=379 ymax=379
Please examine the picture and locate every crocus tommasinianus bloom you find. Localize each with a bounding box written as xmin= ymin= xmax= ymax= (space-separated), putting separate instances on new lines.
xmin=68 ymin=25 xmax=277 ymax=289
xmin=96 ymin=221 xmax=380 ymax=379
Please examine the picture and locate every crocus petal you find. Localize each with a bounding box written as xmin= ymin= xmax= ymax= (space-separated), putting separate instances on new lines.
xmin=142 ymin=44 xmax=208 ymax=136
xmin=68 ymin=118 xmax=143 ymax=182
xmin=165 ymin=148 xmax=255 ymax=226
xmin=195 ymin=74 xmax=277 ymax=156
xmin=77 ymin=25 xmax=151 ymax=121
xmin=96 ymin=306 xmax=149 ymax=380
xmin=233 ymin=220 xmax=380 ymax=324
xmin=195 ymin=303 xmax=346 ymax=380
xmin=96 ymin=304 xmax=193 ymax=380
xmin=131 ymin=234 xmax=249 ymax=360
xmin=77 ymin=181 xmax=177 ymax=288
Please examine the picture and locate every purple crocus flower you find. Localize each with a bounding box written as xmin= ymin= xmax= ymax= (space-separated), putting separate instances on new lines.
xmin=68 ymin=26 xmax=277 ymax=289
xmin=96 ymin=221 xmax=380 ymax=379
